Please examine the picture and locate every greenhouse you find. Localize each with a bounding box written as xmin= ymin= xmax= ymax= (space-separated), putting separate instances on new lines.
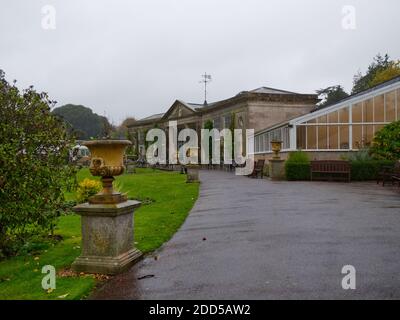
xmin=254 ymin=76 xmax=400 ymax=156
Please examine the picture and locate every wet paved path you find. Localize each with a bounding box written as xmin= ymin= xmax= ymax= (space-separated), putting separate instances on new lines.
xmin=91 ymin=170 xmax=400 ymax=299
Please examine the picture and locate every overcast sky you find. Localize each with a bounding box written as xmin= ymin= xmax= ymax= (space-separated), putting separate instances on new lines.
xmin=1 ymin=0 xmax=399 ymax=124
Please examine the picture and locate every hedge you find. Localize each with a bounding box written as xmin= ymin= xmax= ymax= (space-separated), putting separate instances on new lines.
xmin=350 ymin=160 xmax=395 ymax=181
xmin=285 ymin=162 xmax=311 ymax=181
xmin=285 ymin=160 xmax=396 ymax=181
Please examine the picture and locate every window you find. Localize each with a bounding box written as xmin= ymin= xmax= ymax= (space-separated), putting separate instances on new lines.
xmin=363 ymin=125 xmax=374 ymax=146
xmin=386 ymin=90 xmax=396 ymax=122
xmin=297 ymin=126 xmax=306 ymax=149
xmin=339 ymin=107 xmax=349 ymax=123
xmin=339 ymin=126 xmax=349 ymax=149
xmin=317 ymin=115 xmax=327 ymax=124
xmin=374 ymin=95 xmax=384 ymax=122
xmin=318 ymin=126 xmax=328 ymax=149
xmin=352 ymin=125 xmax=362 ymax=149
xmin=352 ymin=102 xmax=363 ymax=123
xmin=328 ymin=126 xmax=339 ymax=149
xmin=307 ymin=126 xmax=317 ymax=149
xmin=224 ymin=114 xmax=232 ymax=128
xmin=397 ymin=89 xmax=400 ymax=121
xmin=364 ymin=99 xmax=373 ymax=122
xmin=328 ymin=111 xmax=339 ymax=123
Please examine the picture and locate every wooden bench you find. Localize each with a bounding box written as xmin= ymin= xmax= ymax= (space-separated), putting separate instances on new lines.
xmin=378 ymin=162 xmax=400 ymax=187
xmin=249 ymin=159 xmax=265 ymax=179
xmin=310 ymin=160 xmax=351 ymax=182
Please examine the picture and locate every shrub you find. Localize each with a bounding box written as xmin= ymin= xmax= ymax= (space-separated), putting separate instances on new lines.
xmin=371 ymin=121 xmax=400 ymax=160
xmin=0 ymin=70 xmax=75 ymax=257
xmin=286 ymin=150 xmax=310 ymax=163
xmin=351 ymin=160 xmax=395 ymax=181
xmin=285 ymin=151 xmax=311 ymax=180
xmin=285 ymin=162 xmax=311 ymax=181
xmin=76 ymin=178 xmax=102 ymax=203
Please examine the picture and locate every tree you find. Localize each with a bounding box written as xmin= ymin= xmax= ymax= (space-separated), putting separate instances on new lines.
xmin=369 ymin=60 xmax=400 ymax=88
xmin=52 ymin=104 xmax=111 ymax=139
xmin=370 ymin=121 xmax=400 ymax=160
xmin=316 ymin=85 xmax=349 ymax=108
xmin=352 ymin=53 xmax=391 ymax=94
xmin=0 ymin=70 xmax=75 ymax=257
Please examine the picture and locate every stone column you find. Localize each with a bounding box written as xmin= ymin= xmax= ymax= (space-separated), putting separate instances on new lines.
xmin=269 ymin=159 xmax=285 ymax=181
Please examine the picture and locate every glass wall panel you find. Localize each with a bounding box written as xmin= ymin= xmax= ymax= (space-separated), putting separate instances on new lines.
xmin=307 ymin=119 xmax=316 ymax=124
xmin=374 ymin=95 xmax=385 ymax=122
xmin=317 ymin=115 xmax=327 ymax=123
xmin=364 ymin=99 xmax=373 ymax=122
xmin=339 ymin=107 xmax=349 ymax=123
xmin=318 ymin=126 xmax=328 ymax=149
xmin=339 ymin=125 xmax=349 ymax=149
xmin=374 ymin=124 xmax=385 ymax=136
xmin=386 ymin=90 xmax=396 ymax=122
xmin=363 ymin=125 xmax=374 ymax=146
xmin=307 ymin=126 xmax=317 ymax=149
xmin=328 ymin=110 xmax=339 ymax=123
xmin=297 ymin=126 xmax=306 ymax=150
xmin=397 ymin=89 xmax=400 ymax=121
xmin=352 ymin=125 xmax=362 ymax=149
xmin=328 ymin=126 xmax=338 ymax=149
xmin=352 ymin=102 xmax=363 ymax=123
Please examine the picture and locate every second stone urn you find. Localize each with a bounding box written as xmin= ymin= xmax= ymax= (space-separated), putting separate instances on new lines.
xmin=72 ymin=140 xmax=142 ymax=275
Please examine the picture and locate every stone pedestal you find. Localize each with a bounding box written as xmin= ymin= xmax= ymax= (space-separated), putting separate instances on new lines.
xmin=269 ymin=159 xmax=285 ymax=181
xmin=186 ymin=166 xmax=199 ymax=183
xmin=72 ymin=200 xmax=142 ymax=275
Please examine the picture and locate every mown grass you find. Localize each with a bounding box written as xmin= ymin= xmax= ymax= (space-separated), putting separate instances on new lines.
xmin=0 ymin=168 xmax=199 ymax=300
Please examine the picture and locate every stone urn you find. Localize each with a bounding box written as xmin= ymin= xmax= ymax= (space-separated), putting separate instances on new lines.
xmin=72 ymin=140 xmax=142 ymax=275
xmin=269 ymin=140 xmax=285 ymax=180
xmin=85 ymin=140 xmax=130 ymax=204
xmin=271 ymin=140 xmax=282 ymax=160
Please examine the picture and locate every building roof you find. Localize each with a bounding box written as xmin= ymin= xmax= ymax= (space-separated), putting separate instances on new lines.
xmin=255 ymin=75 xmax=400 ymax=136
xmin=139 ymin=113 xmax=165 ymax=121
xmin=130 ymin=85 xmax=317 ymax=127
xmin=242 ymin=86 xmax=298 ymax=95
xmin=314 ymin=75 xmax=400 ymax=112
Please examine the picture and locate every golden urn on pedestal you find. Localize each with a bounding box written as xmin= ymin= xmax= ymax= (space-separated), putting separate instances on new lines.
xmin=84 ymin=140 xmax=132 ymax=204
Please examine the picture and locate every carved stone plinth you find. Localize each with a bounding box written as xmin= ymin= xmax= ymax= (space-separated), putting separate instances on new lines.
xmin=72 ymin=200 xmax=142 ymax=275
xmin=186 ymin=165 xmax=199 ymax=183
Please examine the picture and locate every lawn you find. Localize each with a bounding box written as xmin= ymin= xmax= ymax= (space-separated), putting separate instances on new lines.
xmin=0 ymin=168 xmax=199 ymax=300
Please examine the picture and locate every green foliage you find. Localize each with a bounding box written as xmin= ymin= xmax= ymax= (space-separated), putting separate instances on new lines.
xmin=352 ymin=53 xmax=391 ymax=94
xmin=370 ymin=121 xmax=400 ymax=160
xmin=350 ymin=160 xmax=395 ymax=181
xmin=76 ymin=178 xmax=102 ymax=203
xmin=285 ymin=151 xmax=310 ymax=180
xmin=0 ymin=70 xmax=75 ymax=257
xmin=286 ymin=151 xmax=310 ymax=163
xmin=369 ymin=60 xmax=400 ymax=87
xmin=316 ymin=85 xmax=349 ymax=108
xmin=285 ymin=162 xmax=311 ymax=181
xmin=0 ymin=168 xmax=199 ymax=299
xmin=342 ymin=147 xmax=374 ymax=161
xmin=52 ymin=104 xmax=111 ymax=140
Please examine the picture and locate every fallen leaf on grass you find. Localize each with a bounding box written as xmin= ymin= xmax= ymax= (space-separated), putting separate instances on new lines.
xmin=57 ymin=293 xmax=69 ymax=299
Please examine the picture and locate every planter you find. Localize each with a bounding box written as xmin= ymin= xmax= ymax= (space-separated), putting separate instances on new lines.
xmin=72 ymin=139 xmax=142 ymax=275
